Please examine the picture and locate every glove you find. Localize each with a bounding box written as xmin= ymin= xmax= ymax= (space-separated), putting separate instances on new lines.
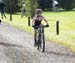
xmin=46 ymin=24 xmax=49 ymax=27
xmin=32 ymin=25 xmax=35 ymax=27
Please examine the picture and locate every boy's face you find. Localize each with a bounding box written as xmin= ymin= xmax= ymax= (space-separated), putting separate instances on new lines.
xmin=37 ymin=13 xmax=42 ymax=16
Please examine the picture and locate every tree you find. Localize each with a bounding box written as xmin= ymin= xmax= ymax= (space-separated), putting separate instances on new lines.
xmin=38 ymin=0 xmax=45 ymax=10
xmin=5 ymin=0 xmax=19 ymax=13
xmin=72 ymin=0 xmax=75 ymax=9
xmin=60 ymin=0 xmax=74 ymax=10
xmin=38 ymin=0 xmax=52 ymax=10
xmin=38 ymin=0 xmax=75 ymax=11
xmin=44 ymin=0 xmax=52 ymax=10
xmin=25 ymin=0 xmax=38 ymax=18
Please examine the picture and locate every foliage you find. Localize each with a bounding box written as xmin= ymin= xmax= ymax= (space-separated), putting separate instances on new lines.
xmin=2 ymin=0 xmax=75 ymax=15
xmin=25 ymin=0 xmax=38 ymax=18
xmin=5 ymin=0 xmax=19 ymax=13
xmin=38 ymin=0 xmax=52 ymax=10
xmin=39 ymin=0 xmax=75 ymax=11
xmin=60 ymin=0 xmax=74 ymax=10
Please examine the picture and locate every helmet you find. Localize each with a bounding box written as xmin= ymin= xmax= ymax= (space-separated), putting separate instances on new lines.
xmin=36 ymin=9 xmax=42 ymax=14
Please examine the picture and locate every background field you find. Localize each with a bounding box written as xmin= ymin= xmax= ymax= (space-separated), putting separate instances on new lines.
xmin=1 ymin=11 xmax=75 ymax=52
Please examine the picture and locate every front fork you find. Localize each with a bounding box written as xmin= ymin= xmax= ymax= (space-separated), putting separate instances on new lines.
xmin=38 ymin=27 xmax=44 ymax=47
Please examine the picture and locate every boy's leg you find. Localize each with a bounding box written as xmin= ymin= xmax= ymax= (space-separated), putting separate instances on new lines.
xmin=3 ymin=10 xmax=6 ymax=18
xmin=21 ymin=11 xmax=23 ymax=18
xmin=1 ymin=10 xmax=4 ymax=19
xmin=1 ymin=12 xmax=3 ymax=19
xmin=3 ymin=12 xmax=7 ymax=18
xmin=21 ymin=10 xmax=25 ymax=18
xmin=34 ymin=29 xmax=38 ymax=47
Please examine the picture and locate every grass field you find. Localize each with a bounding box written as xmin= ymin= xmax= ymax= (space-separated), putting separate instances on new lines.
xmin=1 ymin=11 xmax=75 ymax=52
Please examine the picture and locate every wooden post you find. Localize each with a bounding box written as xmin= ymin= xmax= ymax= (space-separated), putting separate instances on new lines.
xmin=0 ymin=19 xmax=1 ymax=24
xmin=9 ymin=0 xmax=12 ymax=21
xmin=56 ymin=21 xmax=59 ymax=35
xmin=28 ymin=17 xmax=30 ymax=26
xmin=10 ymin=13 xmax=12 ymax=21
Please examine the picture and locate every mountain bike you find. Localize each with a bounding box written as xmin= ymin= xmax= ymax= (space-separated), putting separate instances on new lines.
xmin=33 ymin=25 xmax=49 ymax=52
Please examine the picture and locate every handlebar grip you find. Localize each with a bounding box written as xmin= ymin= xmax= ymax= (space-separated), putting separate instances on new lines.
xmin=46 ymin=24 xmax=49 ymax=27
xmin=32 ymin=25 xmax=35 ymax=27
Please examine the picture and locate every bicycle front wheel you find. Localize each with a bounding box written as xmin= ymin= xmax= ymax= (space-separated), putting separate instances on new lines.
xmin=41 ymin=33 xmax=45 ymax=52
xmin=38 ymin=33 xmax=45 ymax=52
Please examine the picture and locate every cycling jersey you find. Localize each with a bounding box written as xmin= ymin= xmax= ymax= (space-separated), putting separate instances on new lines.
xmin=33 ymin=15 xmax=44 ymax=26
xmin=35 ymin=20 xmax=41 ymax=26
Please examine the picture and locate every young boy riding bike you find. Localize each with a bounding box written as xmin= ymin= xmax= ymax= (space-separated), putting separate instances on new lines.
xmin=32 ymin=9 xmax=49 ymax=47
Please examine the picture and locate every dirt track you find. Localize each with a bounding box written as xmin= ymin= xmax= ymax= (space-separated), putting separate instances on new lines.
xmin=0 ymin=22 xmax=75 ymax=63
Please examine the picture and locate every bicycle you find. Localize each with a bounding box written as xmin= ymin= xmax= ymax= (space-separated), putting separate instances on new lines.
xmin=32 ymin=24 xmax=49 ymax=52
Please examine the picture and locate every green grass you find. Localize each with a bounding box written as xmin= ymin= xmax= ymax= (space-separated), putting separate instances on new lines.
xmin=1 ymin=11 xmax=75 ymax=52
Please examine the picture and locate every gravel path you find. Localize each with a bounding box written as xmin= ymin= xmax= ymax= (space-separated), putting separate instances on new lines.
xmin=0 ymin=22 xmax=75 ymax=63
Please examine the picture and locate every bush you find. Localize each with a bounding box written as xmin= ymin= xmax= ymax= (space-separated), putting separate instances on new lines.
xmin=60 ymin=0 xmax=74 ymax=10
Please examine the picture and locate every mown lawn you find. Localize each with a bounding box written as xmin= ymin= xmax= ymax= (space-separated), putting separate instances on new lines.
xmin=1 ymin=11 xmax=75 ymax=52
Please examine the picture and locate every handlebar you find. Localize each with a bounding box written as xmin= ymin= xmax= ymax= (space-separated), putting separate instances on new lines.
xmin=32 ymin=24 xmax=49 ymax=28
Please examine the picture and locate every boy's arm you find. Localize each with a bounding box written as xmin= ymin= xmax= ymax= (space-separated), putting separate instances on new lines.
xmin=43 ymin=17 xmax=49 ymax=25
xmin=32 ymin=17 xmax=35 ymax=26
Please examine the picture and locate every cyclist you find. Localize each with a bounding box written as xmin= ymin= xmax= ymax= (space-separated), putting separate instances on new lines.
xmin=32 ymin=9 xmax=49 ymax=46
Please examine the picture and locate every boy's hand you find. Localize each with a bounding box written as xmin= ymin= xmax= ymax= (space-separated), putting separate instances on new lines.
xmin=32 ymin=25 xmax=35 ymax=27
xmin=46 ymin=24 xmax=49 ymax=27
